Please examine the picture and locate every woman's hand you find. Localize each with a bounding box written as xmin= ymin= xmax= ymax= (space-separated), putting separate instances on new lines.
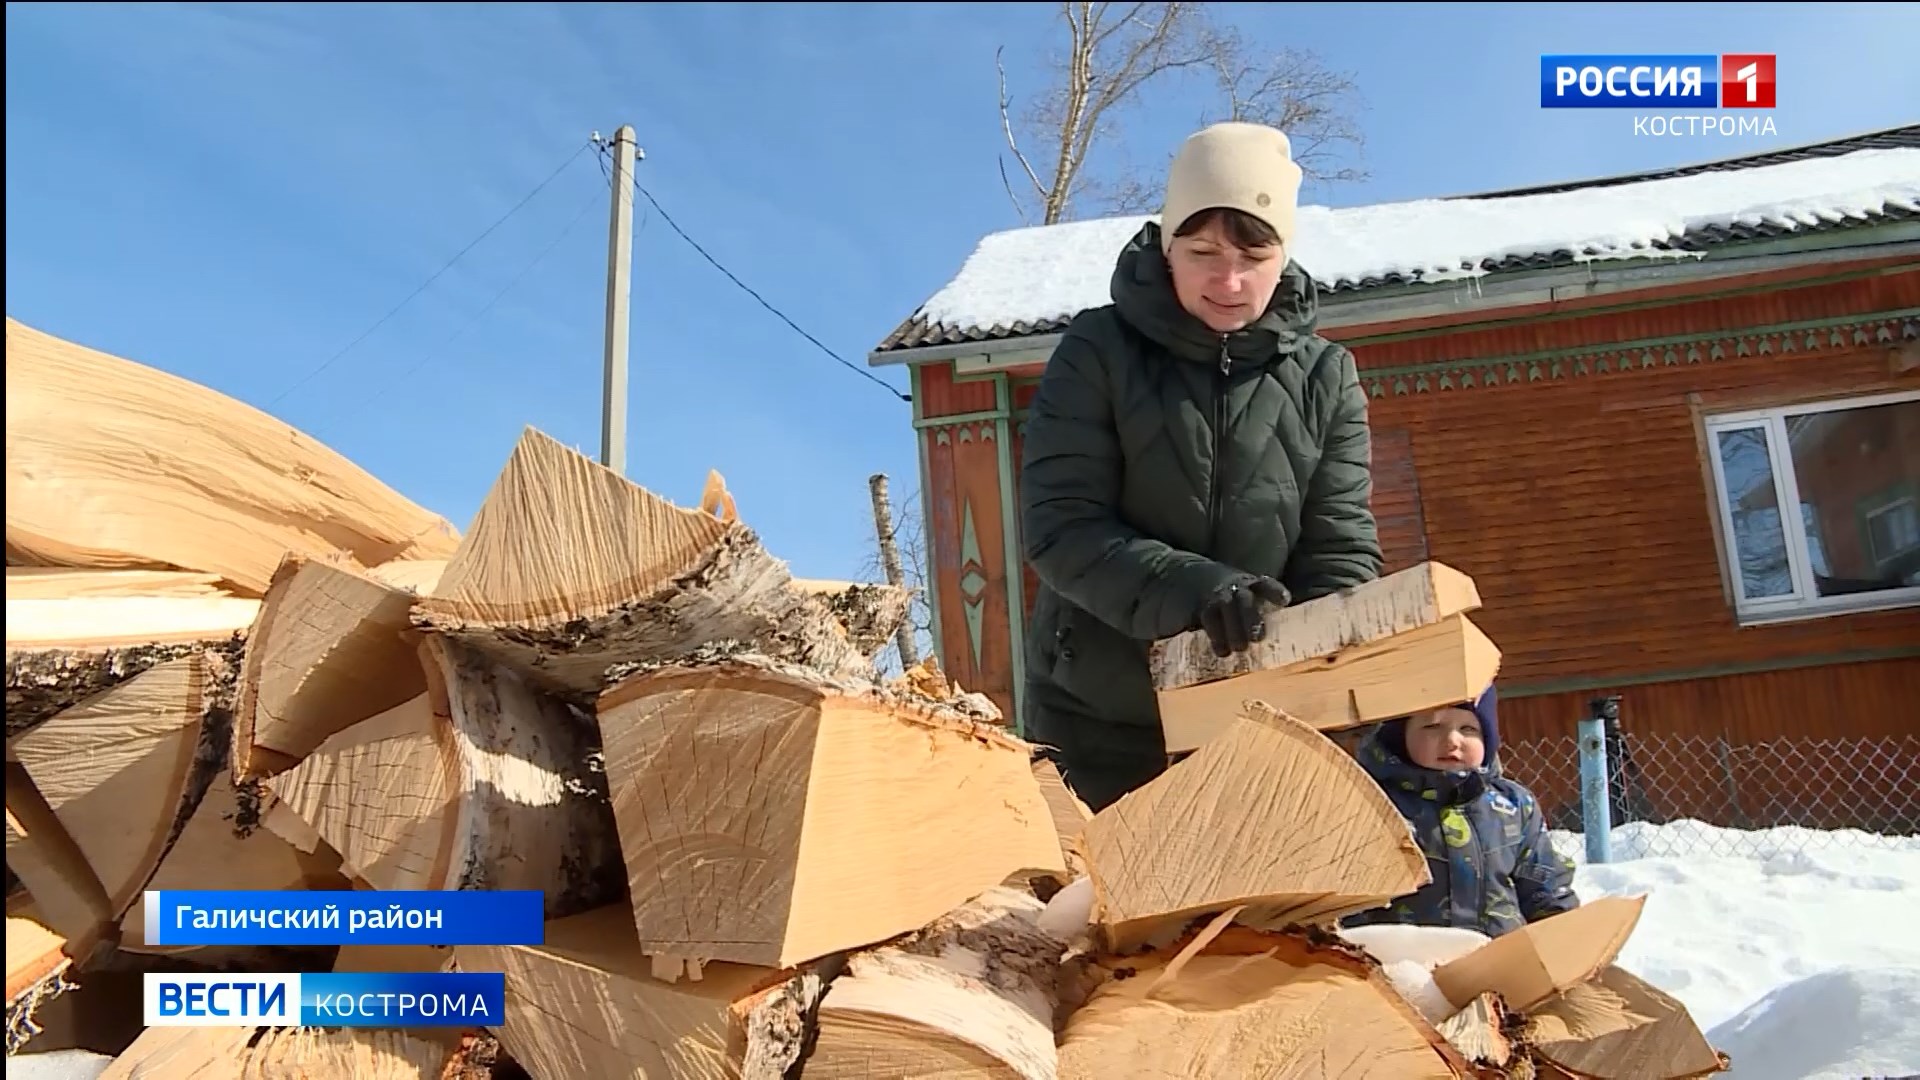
xmin=1197 ymin=576 xmax=1292 ymax=656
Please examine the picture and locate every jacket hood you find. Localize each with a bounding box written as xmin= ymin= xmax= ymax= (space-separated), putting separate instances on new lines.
xmin=1110 ymin=220 xmax=1321 ymax=367
xmin=1359 ymin=722 xmax=1489 ymax=808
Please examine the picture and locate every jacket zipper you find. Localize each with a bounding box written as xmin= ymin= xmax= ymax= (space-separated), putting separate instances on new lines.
xmin=1207 ymin=337 xmax=1231 ymax=549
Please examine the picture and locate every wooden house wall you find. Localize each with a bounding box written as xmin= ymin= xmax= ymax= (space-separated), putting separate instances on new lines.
xmin=910 ymin=266 xmax=1920 ymax=764
xmin=1491 ymin=657 xmax=1920 ymax=834
xmin=1353 ymin=269 xmax=1920 ymax=746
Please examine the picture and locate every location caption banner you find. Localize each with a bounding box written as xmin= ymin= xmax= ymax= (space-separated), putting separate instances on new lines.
xmin=144 ymin=889 xmax=544 ymax=947
xmin=143 ymin=972 xmax=507 ymax=1028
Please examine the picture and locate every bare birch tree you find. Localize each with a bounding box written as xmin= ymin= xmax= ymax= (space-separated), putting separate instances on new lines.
xmin=998 ymin=2 xmax=1367 ymax=225
xmin=859 ymin=484 xmax=936 ymax=680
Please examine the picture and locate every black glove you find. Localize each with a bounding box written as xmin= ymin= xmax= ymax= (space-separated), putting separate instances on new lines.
xmin=1197 ymin=576 xmax=1291 ymax=657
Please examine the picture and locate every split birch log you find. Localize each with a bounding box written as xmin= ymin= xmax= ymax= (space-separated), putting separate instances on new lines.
xmin=239 ymin=1026 xmax=468 ymax=1079
xmin=1074 ymin=700 xmax=1429 ymax=953
xmin=6 ymin=912 xmax=71 ymax=1006
xmin=791 ymin=579 xmax=915 ymax=659
xmin=4 ymin=317 xmax=461 ymax=596
xmin=1057 ymin=916 xmax=1475 ymax=1079
xmin=1152 ymin=561 xmax=1482 ymax=687
xmin=6 ymin=911 xmax=76 ymax=1054
xmin=1523 ymin=966 xmax=1728 ymax=1080
xmin=6 ymin=652 xmax=237 ymax=921
xmin=1435 ymin=994 xmax=1513 ymax=1071
xmin=364 ymin=558 xmax=448 ymax=595
xmin=741 ymin=965 xmax=843 ymax=1080
xmin=5 ymin=568 xmax=229 ymax=600
xmin=1161 ymin=614 xmax=1503 ymax=753
xmin=1031 ymin=755 xmax=1092 ymax=883
xmin=1432 ymin=895 xmax=1646 ymax=1013
xmin=118 ymin=774 xmax=348 ymax=955
xmin=97 ymin=1025 xmax=467 ymax=1080
xmin=700 ymin=468 xmax=739 ymax=522
xmin=1149 ymin=561 xmax=1494 ymax=752
xmin=412 ymin=427 xmax=870 ymax=699
xmin=4 ymin=777 xmax=118 ymax=957
xmin=457 ymin=903 xmax=794 ymax=1080
xmin=232 ymin=555 xmax=425 ymax=778
xmin=804 ymin=885 xmax=1063 ymax=1080
xmin=6 ymin=589 xmax=254 ymax=737
xmin=97 ymin=1026 xmax=258 ymax=1080
xmin=889 ymin=657 xmax=1005 ymax=727
xmin=5 ymin=596 xmax=260 ymax=653
xmin=332 ymin=943 xmax=453 ymax=974
xmin=266 ymin=637 xmax=622 ymax=917
xmin=266 ymin=694 xmax=447 ymax=893
xmin=596 ymin=654 xmax=1066 ymax=970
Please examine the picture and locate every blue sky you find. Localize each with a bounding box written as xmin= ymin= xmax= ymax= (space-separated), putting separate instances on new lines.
xmin=7 ymin=2 xmax=1917 ymax=582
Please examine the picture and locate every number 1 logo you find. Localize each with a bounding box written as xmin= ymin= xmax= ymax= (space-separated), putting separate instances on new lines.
xmin=1720 ymin=54 xmax=1776 ymax=108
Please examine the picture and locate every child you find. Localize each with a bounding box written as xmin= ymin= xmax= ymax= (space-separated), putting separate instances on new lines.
xmin=1343 ymin=684 xmax=1580 ymax=938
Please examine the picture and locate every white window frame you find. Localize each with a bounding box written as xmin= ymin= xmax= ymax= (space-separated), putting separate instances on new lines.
xmin=1863 ymin=492 xmax=1919 ymax=569
xmin=1703 ymin=387 xmax=1920 ymax=626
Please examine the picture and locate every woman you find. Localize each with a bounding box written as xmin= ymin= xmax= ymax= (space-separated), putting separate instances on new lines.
xmin=1019 ymin=121 xmax=1383 ymax=812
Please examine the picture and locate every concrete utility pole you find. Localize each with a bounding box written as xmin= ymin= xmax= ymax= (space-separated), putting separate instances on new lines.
xmin=868 ymin=473 xmax=921 ymax=667
xmin=600 ymin=125 xmax=638 ymax=475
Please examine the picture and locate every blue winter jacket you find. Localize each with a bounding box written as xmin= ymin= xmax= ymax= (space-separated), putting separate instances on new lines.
xmin=1343 ymin=719 xmax=1580 ymax=938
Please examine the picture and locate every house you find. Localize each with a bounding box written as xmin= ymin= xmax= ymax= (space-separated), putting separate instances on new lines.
xmin=867 ymin=125 xmax=1920 ymax=831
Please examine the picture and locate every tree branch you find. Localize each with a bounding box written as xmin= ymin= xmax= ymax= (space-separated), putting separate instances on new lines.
xmin=996 ymin=45 xmax=1048 ymax=224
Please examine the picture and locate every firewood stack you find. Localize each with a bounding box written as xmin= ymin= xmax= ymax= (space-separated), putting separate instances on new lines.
xmin=4 ymin=317 xmax=1729 ymax=1079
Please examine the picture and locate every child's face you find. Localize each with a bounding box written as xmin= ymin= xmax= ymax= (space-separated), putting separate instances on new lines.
xmin=1405 ymin=707 xmax=1486 ymax=771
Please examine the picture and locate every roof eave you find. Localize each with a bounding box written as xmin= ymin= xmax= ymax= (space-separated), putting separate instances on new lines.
xmin=867 ymin=223 xmax=1920 ymax=368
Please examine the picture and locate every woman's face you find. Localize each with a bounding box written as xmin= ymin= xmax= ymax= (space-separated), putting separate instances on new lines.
xmin=1405 ymin=707 xmax=1487 ymax=772
xmin=1167 ymin=217 xmax=1286 ymax=333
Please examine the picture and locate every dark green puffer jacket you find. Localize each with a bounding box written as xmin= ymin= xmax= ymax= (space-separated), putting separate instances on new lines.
xmin=1019 ymin=221 xmax=1382 ymax=791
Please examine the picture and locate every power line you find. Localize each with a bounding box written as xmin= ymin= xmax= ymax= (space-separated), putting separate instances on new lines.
xmin=595 ymin=143 xmax=909 ymax=403
xmin=382 ymin=184 xmax=606 ymax=400
xmin=267 ymin=139 xmax=593 ymax=407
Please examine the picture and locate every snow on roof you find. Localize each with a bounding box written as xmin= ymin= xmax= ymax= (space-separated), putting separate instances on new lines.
xmin=886 ymin=146 xmax=1920 ymax=351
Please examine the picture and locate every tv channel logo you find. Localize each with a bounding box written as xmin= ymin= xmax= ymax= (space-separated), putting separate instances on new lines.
xmin=143 ymin=974 xmax=298 ymax=1027
xmin=1541 ymin=55 xmax=1775 ymax=109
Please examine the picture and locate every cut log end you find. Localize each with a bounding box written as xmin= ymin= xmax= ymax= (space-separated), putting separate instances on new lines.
xmin=1079 ymin=701 xmax=1429 ymax=954
xmin=1059 ymin=924 xmax=1473 ymax=1079
xmin=598 ymin=654 xmax=1063 ymax=971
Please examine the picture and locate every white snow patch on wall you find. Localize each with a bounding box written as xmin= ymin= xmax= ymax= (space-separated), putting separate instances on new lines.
xmin=911 ymin=147 xmax=1920 ymax=338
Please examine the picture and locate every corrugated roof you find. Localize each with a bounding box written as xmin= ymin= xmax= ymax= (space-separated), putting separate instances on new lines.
xmin=875 ymin=124 xmax=1920 ymax=355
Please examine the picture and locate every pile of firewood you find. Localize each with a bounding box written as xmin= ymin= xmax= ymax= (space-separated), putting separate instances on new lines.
xmin=4 ymin=316 xmax=1729 ymax=1079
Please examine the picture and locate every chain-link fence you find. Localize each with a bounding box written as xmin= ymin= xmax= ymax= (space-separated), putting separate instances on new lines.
xmin=1498 ymin=732 xmax=1920 ymax=861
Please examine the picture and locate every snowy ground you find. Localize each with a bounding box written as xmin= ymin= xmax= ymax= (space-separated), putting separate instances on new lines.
xmin=1552 ymin=821 xmax=1920 ymax=1080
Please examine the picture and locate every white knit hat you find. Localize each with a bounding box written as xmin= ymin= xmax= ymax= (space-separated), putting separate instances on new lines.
xmin=1159 ymin=122 xmax=1303 ymax=253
